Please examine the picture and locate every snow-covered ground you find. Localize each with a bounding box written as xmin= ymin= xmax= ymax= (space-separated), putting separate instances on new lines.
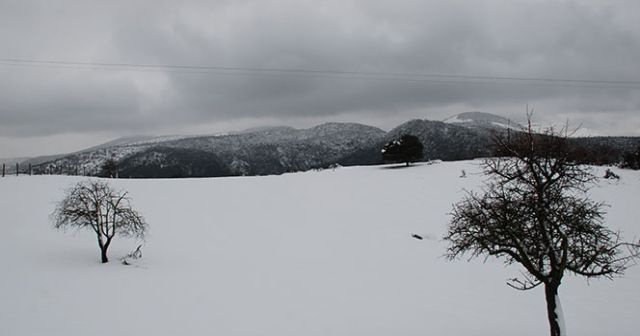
xmin=1 ymin=161 xmax=638 ymax=336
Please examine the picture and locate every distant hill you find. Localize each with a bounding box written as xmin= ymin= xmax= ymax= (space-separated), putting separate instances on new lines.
xmin=118 ymin=147 xmax=232 ymax=178
xmin=443 ymin=111 xmax=525 ymax=131
xmin=28 ymin=122 xmax=387 ymax=177
xmin=15 ymin=112 xmax=640 ymax=178
xmin=387 ymin=119 xmax=494 ymax=161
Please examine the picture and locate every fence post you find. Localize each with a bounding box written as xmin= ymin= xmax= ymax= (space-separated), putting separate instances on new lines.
xmin=16 ymin=163 xmax=19 ymax=176
xmin=29 ymin=163 xmax=32 ymax=176
xmin=2 ymin=163 xmax=4 ymax=177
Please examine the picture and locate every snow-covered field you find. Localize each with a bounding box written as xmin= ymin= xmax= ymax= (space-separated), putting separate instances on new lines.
xmin=1 ymin=161 xmax=639 ymax=336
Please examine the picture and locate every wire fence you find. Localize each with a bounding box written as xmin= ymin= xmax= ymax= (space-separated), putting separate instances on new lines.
xmin=1 ymin=163 xmax=98 ymax=177
xmin=1 ymin=163 xmax=32 ymax=177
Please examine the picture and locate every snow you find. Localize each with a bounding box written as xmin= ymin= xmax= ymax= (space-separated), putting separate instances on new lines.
xmin=490 ymin=121 xmax=523 ymax=131
xmin=1 ymin=161 xmax=639 ymax=336
xmin=443 ymin=112 xmax=525 ymax=131
xmin=443 ymin=115 xmax=473 ymax=124
xmin=556 ymin=294 xmax=567 ymax=336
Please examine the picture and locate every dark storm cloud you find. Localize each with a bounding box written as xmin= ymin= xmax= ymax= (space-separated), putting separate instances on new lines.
xmin=1 ymin=0 xmax=639 ymax=156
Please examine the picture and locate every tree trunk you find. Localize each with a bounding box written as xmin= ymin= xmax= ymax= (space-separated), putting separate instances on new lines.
xmin=97 ymin=235 xmax=109 ymax=263
xmin=100 ymin=246 xmax=109 ymax=263
xmin=544 ymin=282 xmax=564 ymax=336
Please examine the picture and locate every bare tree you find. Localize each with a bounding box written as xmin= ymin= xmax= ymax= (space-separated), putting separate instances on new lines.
xmin=52 ymin=180 xmax=147 ymax=263
xmin=444 ymin=117 xmax=639 ymax=336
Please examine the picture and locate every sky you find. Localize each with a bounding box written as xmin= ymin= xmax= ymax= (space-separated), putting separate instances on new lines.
xmin=1 ymin=0 xmax=640 ymax=158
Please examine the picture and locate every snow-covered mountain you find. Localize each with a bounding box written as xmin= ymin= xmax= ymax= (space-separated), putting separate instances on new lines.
xmin=18 ymin=135 xmax=195 ymax=173
xmin=20 ymin=114 xmax=640 ymax=178
xmin=386 ymin=119 xmax=494 ymax=161
xmin=29 ymin=123 xmax=387 ymax=177
xmin=444 ymin=111 xmax=525 ymax=131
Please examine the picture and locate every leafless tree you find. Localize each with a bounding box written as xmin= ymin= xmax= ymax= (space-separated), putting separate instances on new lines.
xmin=444 ymin=116 xmax=639 ymax=336
xmin=52 ymin=180 xmax=147 ymax=263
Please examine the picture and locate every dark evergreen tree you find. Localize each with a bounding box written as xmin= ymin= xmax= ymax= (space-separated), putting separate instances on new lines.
xmin=99 ymin=158 xmax=118 ymax=178
xmin=621 ymin=145 xmax=640 ymax=170
xmin=381 ymin=134 xmax=424 ymax=166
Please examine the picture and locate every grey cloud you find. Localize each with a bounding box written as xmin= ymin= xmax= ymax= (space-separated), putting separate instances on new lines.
xmin=0 ymin=68 xmax=142 ymax=136
xmin=1 ymin=0 xmax=639 ymax=157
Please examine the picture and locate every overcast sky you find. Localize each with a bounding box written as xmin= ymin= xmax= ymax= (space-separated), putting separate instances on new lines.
xmin=1 ymin=0 xmax=640 ymax=158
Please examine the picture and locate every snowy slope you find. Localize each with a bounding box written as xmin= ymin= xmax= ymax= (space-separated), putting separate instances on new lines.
xmin=444 ymin=111 xmax=525 ymax=131
xmin=386 ymin=119 xmax=494 ymax=160
xmin=28 ymin=123 xmax=386 ymax=177
xmin=1 ymin=162 xmax=639 ymax=336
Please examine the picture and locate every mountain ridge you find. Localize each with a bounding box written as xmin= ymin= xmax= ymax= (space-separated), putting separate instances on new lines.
xmin=443 ymin=111 xmax=525 ymax=131
xmin=12 ymin=113 xmax=640 ymax=177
